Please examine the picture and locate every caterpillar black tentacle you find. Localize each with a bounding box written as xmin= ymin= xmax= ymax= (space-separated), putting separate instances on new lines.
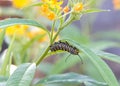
xmin=50 ymin=40 xmax=83 ymax=63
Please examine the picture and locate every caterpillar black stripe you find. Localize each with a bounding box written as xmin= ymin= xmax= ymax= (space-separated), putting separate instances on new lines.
xmin=50 ymin=40 xmax=83 ymax=63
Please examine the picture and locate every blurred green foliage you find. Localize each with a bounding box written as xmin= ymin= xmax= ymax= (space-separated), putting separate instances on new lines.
xmin=0 ymin=0 xmax=120 ymax=86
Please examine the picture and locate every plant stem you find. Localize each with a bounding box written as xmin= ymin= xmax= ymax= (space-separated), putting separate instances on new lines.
xmin=36 ymin=46 xmax=50 ymax=65
xmin=50 ymin=20 xmax=56 ymax=44
xmin=61 ymin=15 xmax=74 ymax=30
xmin=0 ymin=34 xmax=15 ymax=75
xmin=36 ymin=28 xmax=62 ymax=66
xmin=36 ymin=29 xmax=61 ymax=66
xmin=36 ymin=15 xmax=75 ymax=66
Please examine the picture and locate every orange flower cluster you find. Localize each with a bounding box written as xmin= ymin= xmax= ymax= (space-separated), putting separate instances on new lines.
xmin=62 ymin=2 xmax=84 ymax=15
xmin=112 ymin=0 xmax=120 ymax=10
xmin=12 ymin=0 xmax=84 ymax=20
xmin=38 ymin=0 xmax=63 ymax=20
xmin=39 ymin=4 xmax=56 ymax=20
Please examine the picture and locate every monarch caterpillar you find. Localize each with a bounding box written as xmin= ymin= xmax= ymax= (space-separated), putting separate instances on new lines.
xmin=50 ymin=40 xmax=83 ymax=63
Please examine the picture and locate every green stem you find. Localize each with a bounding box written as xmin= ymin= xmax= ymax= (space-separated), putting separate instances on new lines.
xmin=50 ymin=21 xmax=56 ymax=44
xmin=52 ymin=15 xmax=74 ymax=42
xmin=36 ymin=15 xmax=75 ymax=66
xmin=36 ymin=29 xmax=61 ymax=66
xmin=52 ymin=29 xmax=61 ymax=43
xmin=36 ymin=27 xmax=62 ymax=66
xmin=36 ymin=46 xmax=50 ymax=65
xmin=61 ymin=15 xmax=74 ymax=30
xmin=0 ymin=34 xmax=15 ymax=75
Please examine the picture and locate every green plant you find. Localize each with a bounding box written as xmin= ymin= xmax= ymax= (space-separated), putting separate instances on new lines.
xmin=0 ymin=0 xmax=120 ymax=86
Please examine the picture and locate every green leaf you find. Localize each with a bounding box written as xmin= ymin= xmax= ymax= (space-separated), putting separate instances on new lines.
xmin=83 ymin=8 xmax=110 ymax=14
xmin=0 ymin=35 xmax=15 ymax=76
xmin=38 ymin=62 xmax=53 ymax=75
xmin=35 ymin=73 xmax=107 ymax=86
xmin=89 ymin=41 xmax=119 ymax=50
xmin=0 ymin=18 xmax=48 ymax=33
xmin=0 ymin=76 xmax=8 ymax=86
xmin=92 ymin=49 xmax=120 ymax=64
xmin=50 ymin=55 xmax=80 ymax=74
xmin=0 ymin=76 xmax=8 ymax=82
xmin=65 ymin=39 xmax=119 ymax=86
xmin=6 ymin=63 xmax=36 ymax=86
xmin=0 ymin=29 xmax=6 ymax=51
xmin=45 ymin=50 xmax=82 ymax=74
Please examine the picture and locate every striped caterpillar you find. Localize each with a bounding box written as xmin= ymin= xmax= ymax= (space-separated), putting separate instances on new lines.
xmin=50 ymin=40 xmax=83 ymax=63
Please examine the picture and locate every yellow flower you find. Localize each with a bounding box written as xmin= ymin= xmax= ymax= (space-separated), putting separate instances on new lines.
xmin=41 ymin=0 xmax=63 ymax=10
xmin=47 ymin=11 xmax=56 ymax=20
xmin=40 ymin=4 xmax=49 ymax=15
xmin=49 ymin=0 xmax=63 ymax=10
xmin=6 ymin=25 xmax=29 ymax=36
xmin=73 ymin=3 xmax=84 ymax=12
xmin=112 ymin=0 xmax=120 ymax=10
xmin=38 ymin=0 xmax=63 ymax=20
xmin=12 ymin=0 xmax=33 ymax=9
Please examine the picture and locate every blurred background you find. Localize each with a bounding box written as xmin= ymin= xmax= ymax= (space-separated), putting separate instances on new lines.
xmin=0 ymin=0 xmax=120 ymax=85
